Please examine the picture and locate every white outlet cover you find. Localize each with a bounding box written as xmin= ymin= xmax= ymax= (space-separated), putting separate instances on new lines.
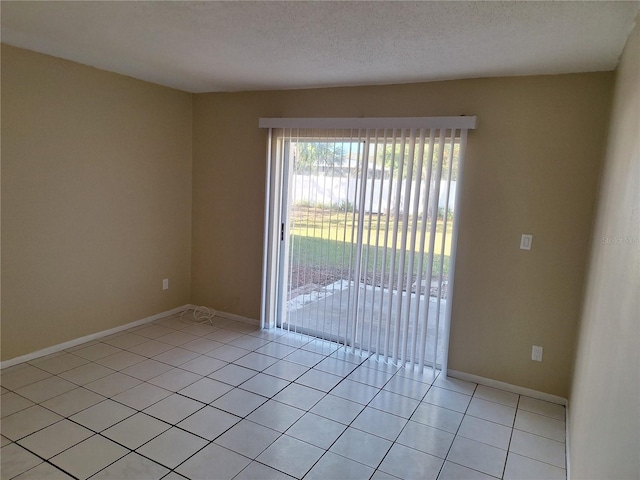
xmin=532 ymin=345 xmax=543 ymax=361
xmin=162 ymin=279 xmax=169 ymax=290
xmin=520 ymin=234 xmax=533 ymax=250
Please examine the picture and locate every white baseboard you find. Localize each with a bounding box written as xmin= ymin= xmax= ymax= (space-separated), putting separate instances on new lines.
xmin=1 ymin=304 xmax=191 ymax=369
xmin=215 ymin=310 xmax=259 ymax=326
xmin=447 ymin=369 xmax=568 ymax=406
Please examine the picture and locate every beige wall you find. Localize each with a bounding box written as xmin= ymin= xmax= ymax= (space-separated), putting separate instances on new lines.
xmin=192 ymin=73 xmax=613 ymax=397
xmin=1 ymin=45 xmax=193 ymax=361
xmin=569 ymin=18 xmax=640 ymax=480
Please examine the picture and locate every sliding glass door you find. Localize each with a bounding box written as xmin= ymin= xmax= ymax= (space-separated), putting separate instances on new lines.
xmin=261 ymin=118 xmax=475 ymax=373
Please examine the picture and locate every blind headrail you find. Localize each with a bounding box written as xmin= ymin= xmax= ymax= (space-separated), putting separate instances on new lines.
xmin=259 ymin=116 xmax=477 ymax=130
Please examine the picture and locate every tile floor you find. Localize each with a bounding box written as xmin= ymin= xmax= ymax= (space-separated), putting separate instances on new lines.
xmin=1 ymin=313 xmax=567 ymax=480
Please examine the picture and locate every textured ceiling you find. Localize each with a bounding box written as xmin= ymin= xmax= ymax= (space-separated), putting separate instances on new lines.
xmin=2 ymin=1 xmax=639 ymax=93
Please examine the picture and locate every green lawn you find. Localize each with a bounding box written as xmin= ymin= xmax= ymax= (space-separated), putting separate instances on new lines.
xmin=288 ymin=206 xmax=452 ymax=287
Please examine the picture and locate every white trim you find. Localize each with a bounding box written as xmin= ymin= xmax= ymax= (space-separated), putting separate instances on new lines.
xmin=565 ymin=402 xmax=571 ymax=479
xmin=447 ymin=369 xmax=568 ymax=406
xmin=259 ymin=116 xmax=477 ymax=130
xmin=0 ymin=304 xmax=191 ymax=369
xmin=215 ymin=310 xmax=260 ymax=326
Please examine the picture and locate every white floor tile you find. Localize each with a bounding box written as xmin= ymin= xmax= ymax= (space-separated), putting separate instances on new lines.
xmin=155 ymin=331 xmax=200 ymax=347
xmin=95 ymin=351 xmax=146 ymax=371
xmin=180 ymin=337 xmax=223 ymax=355
xmin=211 ymin=388 xmax=268 ymax=417
xmin=50 ymin=434 xmax=128 ymax=480
xmin=234 ymin=461 xmax=294 ymax=480
xmin=434 ymin=375 xmax=478 ymax=396
xmin=72 ymin=343 xmax=123 ymax=361
xmin=306 ymin=451 xmax=375 ymax=480
xmin=369 ymin=390 xmax=421 ymax=419
xmin=214 ymin=419 xmax=280 ymax=458
xmin=273 ymin=383 xmax=325 ymax=411
xmin=1 ymin=443 xmax=43 ymax=479
xmin=12 ymin=461 xmax=74 ymax=480
xmin=229 ymin=335 xmax=271 ymax=351
xmin=330 ymin=379 xmax=380 ymax=405
xmin=205 ymin=330 xmax=245 ymax=345
xmin=15 ymin=376 xmax=77 ymax=403
xmin=295 ymin=368 xmax=343 ymax=392
xmin=510 ymin=429 xmax=566 ymax=468
xmin=178 ymin=377 xmax=233 ymax=403
xmin=208 ymin=364 xmax=257 ymax=386
xmin=29 ymin=352 xmax=88 ymax=375
xmin=152 ymin=347 xmax=200 ymax=366
xmin=128 ymin=340 xmax=174 ymax=357
xmin=423 ymin=386 xmax=472 ymax=413
xmin=396 ymin=420 xmax=455 ymax=458
xmin=137 ymin=427 xmax=208 ymax=469
xmin=110 ymin=382 xmax=171 ymax=410
xmin=234 ymin=352 xmax=279 ymax=371
xmin=1 ymin=405 xmax=63 ymax=441
xmin=59 ymin=363 xmax=115 ymax=386
xmin=474 ymin=385 xmax=519 ymax=408
xmin=263 ymin=360 xmax=310 ymax=381
xmin=247 ymin=399 xmax=305 ymax=432
xmin=135 ymin=324 xmax=175 ymax=340
xmin=70 ymin=399 xmax=136 ymax=432
xmin=176 ymin=442 xmax=251 ymax=480
xmin=179 ymin=355 xmax=228 ymax=376
xmin=17 ymin=419 xmax=93 ymax=458
xmin=518 ymin=397 xmax=566 ymax=421
xmin=503 ymin=452 xmax=566 ymax=480
xmin=383 ymin=375 xmax=431 ymax=400
xmin=254 ymin=342 xmax=298 ymax=360
xmin=257 ymin=434 xmax=324 ymax=478
xmin=310 ymin=394 xmax=365 ymax=425
xmin=41 ymin=387 xmax=105 ymax=417
xmin=467 ymin=397 xmax=517 ymax=427
xmin=143 ymin=393 xmax=204 ymax=424
xmin=84 ymin=372 xmax=142 ymax=397
xmin=102 ymin=412 xmax=170 ymax=449
xmin=458 ymin=415 xmax=513 ymax=450
xmin=314 ymin=356 xmax=359 ymax=377
xmin=352 ymin=406 xmax=408 ymax=441
xmin=1 ymin=392 xmax=34 ymax=418
xmin=438 ymin=461 xmax=498 ymax=480
xmin=514 ymin=410 xmax=566 ymax=442
xmin=379 ymin=443 xmax=444 ymax=480
xmin=240 ymin=373 xmax=290 ymax=398
xmin=447 ymin=436 xmax=507 ymax=478
xmin=347 ymin=365 xmax=394 ymax=388
xmin=411 ymin=402 xmax=464 ymax=434
xmin=177 ymin=405 xmax=240 ymax=440
xmin=147 ymin=368 xmax=201 ymax=392
xmin=120 ymin=358 xmax=174 ymax=380
xmin=90 ymin=452 xmax=169 ymax=480
xmin=284 ymin=349 xmax=326 ymax=367
xmin=102 ymin=333 xmax=148 ymax=350
xmin=286 ymin=412 xmax=347 ymax=449
xmin=330 ymin=427 xmax=393 ymax=468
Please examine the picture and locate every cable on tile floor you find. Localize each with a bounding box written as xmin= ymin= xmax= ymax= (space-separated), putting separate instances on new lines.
xmin=179 ymin=306 xmax=218 ymax=325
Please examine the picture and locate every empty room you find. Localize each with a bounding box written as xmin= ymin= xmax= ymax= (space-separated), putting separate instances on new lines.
xmin=1 ymin=2 xmax=638 ymax=480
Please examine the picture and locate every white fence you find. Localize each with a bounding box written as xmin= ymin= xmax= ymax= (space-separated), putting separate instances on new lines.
xmin=291 ymin=174 xmax=456 ymax=214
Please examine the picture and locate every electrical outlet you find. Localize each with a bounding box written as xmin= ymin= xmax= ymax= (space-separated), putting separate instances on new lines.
xmin=162 ymin=278 xmax=169 ymax=290
xmin=520 ymin=234 xmax=533 ymax=250
xmin=532 ymin=345 xmax=543 ymax=362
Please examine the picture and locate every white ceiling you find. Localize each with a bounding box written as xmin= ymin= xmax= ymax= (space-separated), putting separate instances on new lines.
xmin=2 ymin=1 xmax=639 ymax=93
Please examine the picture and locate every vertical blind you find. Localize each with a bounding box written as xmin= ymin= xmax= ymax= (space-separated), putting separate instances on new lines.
xmin=261 ymin=117 xmax=476 ymax=374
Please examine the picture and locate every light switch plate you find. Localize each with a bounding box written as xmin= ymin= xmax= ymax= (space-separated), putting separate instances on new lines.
xmin=162 ymin=278 xmax=169 ymax=290
xmin=520 ymin=234 xmax=533 ymax=250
